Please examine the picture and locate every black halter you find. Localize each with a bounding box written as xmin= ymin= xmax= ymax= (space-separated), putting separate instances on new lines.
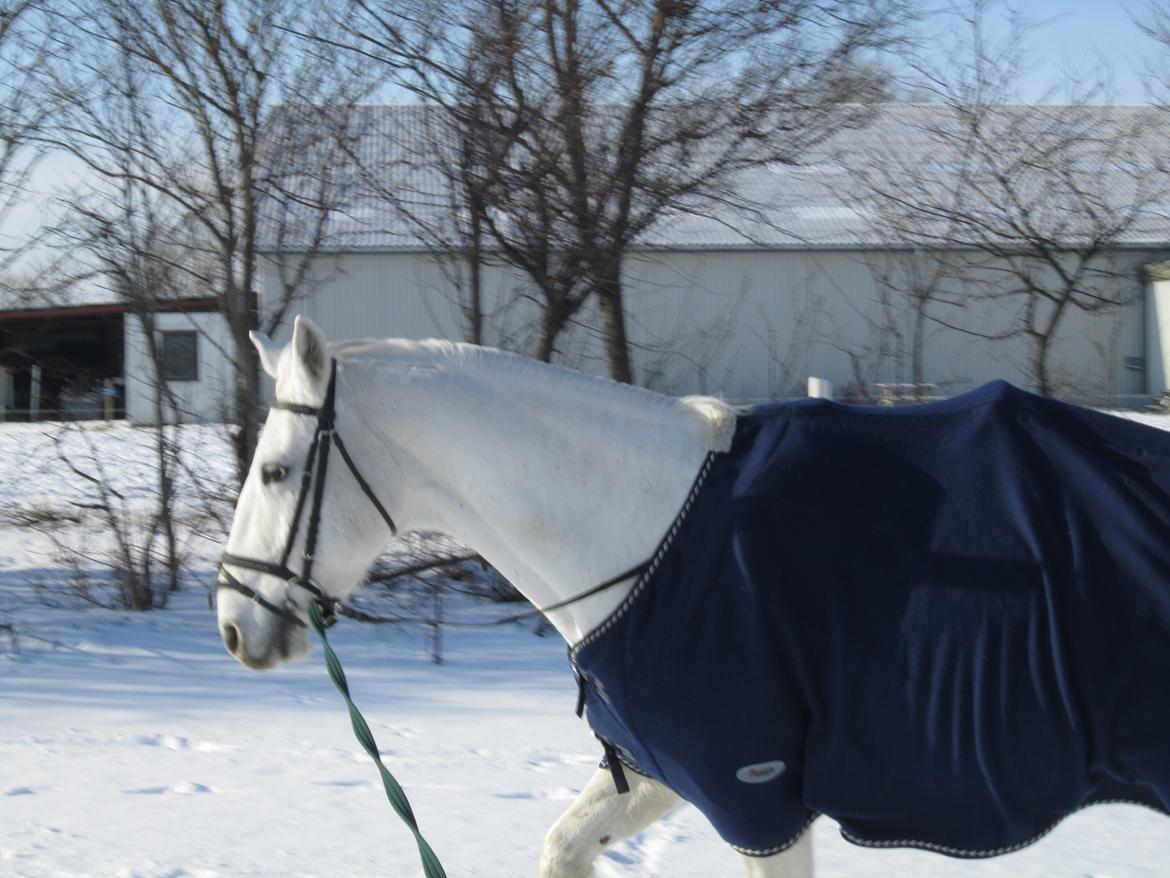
xmin=218 ymin=359 xmax=398 ymax=628
xmin=218 ymin=357 xmax=650 ymax=630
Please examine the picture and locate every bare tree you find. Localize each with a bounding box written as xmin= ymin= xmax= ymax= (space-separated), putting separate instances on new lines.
xmin=341 ymin=100 xmax=588 ymax=358
xmin=341 ymin=91 xmax=592 ymax=362
xmin=52 ymin=201 xmax=193 ymax=594
xmin=42 ymin=0 xmax=382 ymax=479
xmin=759 ymin=284 xmax=828 ymax=400
xmin=326 ymin=0 xmax=908 ymax=383
xmin=1137 ymin=1 xmax=1170 ymax=109
xmin=43 ymin=41 xmax=206 ymax=595
xmin=36 ymin=198 xmax=195 ymax=611
xmin=396 ymin=109 xmax=494 ymax=346
xmin=1137 ymin=1 xmax=1170 ymax=272
xmin=0 ymin=0 xmax=52 ymax=278
xmin=856 ymin=3 xmax=1167 ymax=397
xmin=860 ymin=243 xmax=971 ymax=393
xmin=50 ymin=423 xmax=171 ymax=610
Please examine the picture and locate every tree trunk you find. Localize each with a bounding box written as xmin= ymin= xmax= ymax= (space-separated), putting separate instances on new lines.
xmin=430 ymin=579 xmax=444 ymax=664
xmin=467 ymin=204 xmax=484 ymax=345
xmin=911 ymin=302 xmax=927 ymax=390
xmin=152 ymin=386 xmax=179 ymax=594
xmin=536 ymin=297 xmax=567 ymax=363
xmin=141 ymin=311 xmax=179 ymax=598
xmin=595 ymin=260 xmax=634 ymax=384
xmin=1033 ymin=333 xmax=1053 ymax=397
xmin=233 ymin=320 xmax=262 ymax=483
xmin=1033 ymin=292 xmax=1076 ymax=398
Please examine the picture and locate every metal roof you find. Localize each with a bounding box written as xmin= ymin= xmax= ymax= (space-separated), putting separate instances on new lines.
xmin=260 ymin=103 xmax=1170 ymax=253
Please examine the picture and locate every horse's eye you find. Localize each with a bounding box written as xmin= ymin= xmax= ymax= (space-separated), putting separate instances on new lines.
xmin=261 ymin=463 xmax=289 ymax=485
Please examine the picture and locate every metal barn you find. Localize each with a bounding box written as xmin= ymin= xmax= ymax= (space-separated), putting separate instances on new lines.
xmin=259 ymin=104 xmax=1170 ymax=406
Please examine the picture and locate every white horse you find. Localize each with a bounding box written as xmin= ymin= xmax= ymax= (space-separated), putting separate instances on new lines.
xmin=217 ymin=316 xmax=812 ymax=877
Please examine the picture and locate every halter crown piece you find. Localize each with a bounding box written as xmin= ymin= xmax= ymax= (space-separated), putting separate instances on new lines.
xmin=219 ymin=356 xmax=648 ymax=628
xmin=217 ymin=359 xmax=398 ymax=628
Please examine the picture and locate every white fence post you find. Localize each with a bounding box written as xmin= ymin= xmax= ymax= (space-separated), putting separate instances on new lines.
xmin=807 ymin=376 xmax=834 ymax=399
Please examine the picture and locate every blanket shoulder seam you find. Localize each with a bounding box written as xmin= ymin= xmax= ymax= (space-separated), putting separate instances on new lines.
xmin=569 ymin=451 xmax=718 ymax=658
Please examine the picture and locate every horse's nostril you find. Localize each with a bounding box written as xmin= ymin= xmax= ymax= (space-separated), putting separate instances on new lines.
xmin=222 ymin=623 xmax=241 ymax=655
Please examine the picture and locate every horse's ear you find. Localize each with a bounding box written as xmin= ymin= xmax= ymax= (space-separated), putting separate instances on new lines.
xmin=291 ymin=315 xmax=328 ymax=383
xmin=250 ymin=330 xmax=282 ymax=379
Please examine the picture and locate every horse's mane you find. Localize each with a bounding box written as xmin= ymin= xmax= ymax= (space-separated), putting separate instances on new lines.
xmin=330 ymin=337 xmax=735 ymax=450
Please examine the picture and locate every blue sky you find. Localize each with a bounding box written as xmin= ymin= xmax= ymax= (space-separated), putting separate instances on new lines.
xmin=964 ymin=1 xmax=1157 ymax=102
xmin=3 ymin=2 xmax=1164 ymax=262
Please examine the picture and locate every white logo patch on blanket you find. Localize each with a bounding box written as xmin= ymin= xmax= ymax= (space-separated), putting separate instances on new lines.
xmin=735 ymin=761 xmax=787 ymax=784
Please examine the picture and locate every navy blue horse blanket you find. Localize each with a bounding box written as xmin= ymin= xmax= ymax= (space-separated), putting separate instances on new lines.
xmin=572 ymin=381 xmax=1170 ymax=857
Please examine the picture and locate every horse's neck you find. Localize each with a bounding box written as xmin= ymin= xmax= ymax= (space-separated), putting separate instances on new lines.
xmin=339 ymin=345 xmax=732 ymax=643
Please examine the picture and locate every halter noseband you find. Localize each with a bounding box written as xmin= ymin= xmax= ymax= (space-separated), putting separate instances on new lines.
xmin=219 ymin=357 xmax=650 ymax=633
xmin=218 ymin=359 xmax=398 ymax=628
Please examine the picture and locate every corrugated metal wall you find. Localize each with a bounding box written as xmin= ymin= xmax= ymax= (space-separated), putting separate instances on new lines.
xmin=262 ymin=247 xmax=1161 ymax=405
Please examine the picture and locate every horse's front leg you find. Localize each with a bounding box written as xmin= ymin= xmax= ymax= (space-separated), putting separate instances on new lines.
xmin=739 ymin=833 xmax=814 ymax=878
xmin=538 ymin=768 xmax=680 ymax=877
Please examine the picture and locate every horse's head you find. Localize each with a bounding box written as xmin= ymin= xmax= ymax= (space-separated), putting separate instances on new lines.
xmin=218 ymin=316 xmax=397 ymax=669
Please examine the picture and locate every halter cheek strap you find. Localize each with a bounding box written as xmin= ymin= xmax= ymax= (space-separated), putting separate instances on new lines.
xmin=217 ymin=359 xmax=397 ymax=628
xmin=218 ymin=357 xmax=649 ymax=631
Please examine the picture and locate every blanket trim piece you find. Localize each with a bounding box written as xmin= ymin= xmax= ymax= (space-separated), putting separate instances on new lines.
xmin=838 ymin=798 xmax=1170 ymax=860
xmin=725 ymin=799 xmax=1170 ymax=859
xmin=731 ymin=812 xmax=820 ymax=858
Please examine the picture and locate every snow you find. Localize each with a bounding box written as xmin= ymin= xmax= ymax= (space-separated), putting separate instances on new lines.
xmin=4 ymin=418 xmax=1170 ymax=877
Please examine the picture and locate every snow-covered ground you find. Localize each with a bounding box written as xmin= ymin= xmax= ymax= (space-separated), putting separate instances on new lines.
xmin=4 ymin=418 xmax=1170 ymax=877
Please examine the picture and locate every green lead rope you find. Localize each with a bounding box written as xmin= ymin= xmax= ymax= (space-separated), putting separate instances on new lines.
xmin=309 ymin=601 xmax=449 ymax=878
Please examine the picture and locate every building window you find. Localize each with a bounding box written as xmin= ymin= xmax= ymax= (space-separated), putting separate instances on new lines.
xmin=162 ymin=331 xmax=199 ymax=382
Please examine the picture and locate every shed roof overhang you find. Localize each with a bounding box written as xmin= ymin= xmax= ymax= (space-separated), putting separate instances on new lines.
xmin=0 ymin=297 xmax=219 ymax=323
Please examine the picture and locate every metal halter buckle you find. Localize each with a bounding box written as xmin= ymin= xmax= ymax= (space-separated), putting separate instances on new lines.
xmin=316 ymin=599 xmax=339 ymax=628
